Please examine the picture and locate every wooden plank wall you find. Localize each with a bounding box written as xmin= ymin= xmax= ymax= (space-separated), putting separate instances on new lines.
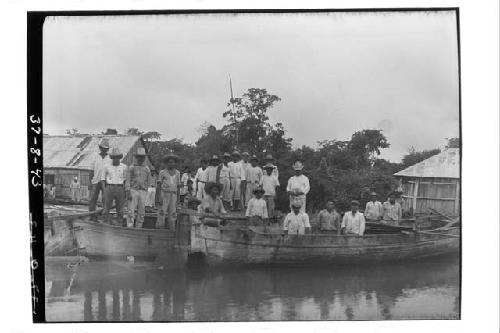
xmin=400 ymin=177 xmax=459 ymax=216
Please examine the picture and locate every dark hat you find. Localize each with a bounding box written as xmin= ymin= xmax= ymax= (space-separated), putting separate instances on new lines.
xmin=231 ymin=150 xmax=241 ymax=157
xmin=162 ymin=153 xmax=179 ymax=163
xmin=264 ymin=154 xmax=273 ymax=160
xmin=351 ymin=200 xmax=360 ymax=206
xmin=263 ymin=163 xmax=275 ymax=170
xmin=242 ymin=151 xmax=250 ymax=157
xmin=204 ymin=182 xmax=223 ymax=194
xmin=250 ymin=155 xmax=258 ymax=162
xmin=253 ymin=186 xmax=265 ymax=195
xmin=222 ymin=152 xmax=231 ymax=159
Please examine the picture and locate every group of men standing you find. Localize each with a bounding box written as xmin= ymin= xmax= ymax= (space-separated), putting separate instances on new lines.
xmin=315 ymin=191 xmax=403 ymax=237
xmin=86 ymin=137 xmax=403 ymax=236
xmin=88 ymin=138 xmax=182 ymax=230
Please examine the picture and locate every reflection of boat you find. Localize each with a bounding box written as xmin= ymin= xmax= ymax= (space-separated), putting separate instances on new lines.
xmin=188 ymin=213 xmax=460 ymax=265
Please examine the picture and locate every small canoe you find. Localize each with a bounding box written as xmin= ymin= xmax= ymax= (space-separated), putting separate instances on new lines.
xmin=188 ymin=215 xmax=460 ymax=266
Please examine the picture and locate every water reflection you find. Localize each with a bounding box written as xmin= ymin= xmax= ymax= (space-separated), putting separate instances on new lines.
xmin=45 ymin=256 xmax=460 ymax=321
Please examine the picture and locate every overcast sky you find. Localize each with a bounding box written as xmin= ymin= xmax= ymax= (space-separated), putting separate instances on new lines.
xmin=43 ymin=11 xmax=459 ymax=162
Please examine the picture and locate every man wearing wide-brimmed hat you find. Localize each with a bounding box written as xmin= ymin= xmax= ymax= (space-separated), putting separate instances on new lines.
xmin=364 ymin=191 xmax=383 ymax=222
xmin=101 ymin=148 xmax=127 ymax=225
xmin=283 ymin=201 xmax=311 ymax=235
xmin=244 ymin=155 xmax=264 ymax=207
xmin=202 ymin=154 xmax=221 ymax=184
xmin=245 ymin=186 xmax=268 ymax=220
xmin=157 ymin=153 xmax=181 ymax=229
xmin=228 ymin=150 xmax=246 ymax=211
xmin=286 ymin=161 xmax=310 ymax=213
xmin=262 ymin=163 xmax=279 ymax=217
xmin=198 ymin=182 xmax=226 ymax=215
xmin=89 ymin=138 xmax=111 ymax=214
xmin=264 ymin=153 xmax=280 ymax=179
xmin=126 ymin=147 xmax=152 ymax=228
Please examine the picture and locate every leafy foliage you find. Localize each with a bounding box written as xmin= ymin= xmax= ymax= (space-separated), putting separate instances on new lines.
xmin=400 ymin=147 xmax=441 ymax=169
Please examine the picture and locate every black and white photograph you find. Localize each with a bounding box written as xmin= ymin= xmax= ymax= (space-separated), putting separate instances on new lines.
xmin=29 ymin=9 xmax=465 ymax=322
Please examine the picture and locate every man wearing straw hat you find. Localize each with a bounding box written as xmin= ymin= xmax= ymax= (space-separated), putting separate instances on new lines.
xmin=264 ymin=153 xmax=280 ymax=179
xmin=203 ymin=155 xmax=221 ymax=184
xmin=101 ymin=148 xmax=127 ymax=225
xmin=126 ymin=147 xmax=151 ymax=228
xmin=157 ymin=153 xmax=181 ymax=230
xmin=244 ymin=155 xmax=263 ymax=207
xmin=198 ymin=182 xmax=226 ymax=215
xmin=89 ymin=138 xmax=111 ymax=216
xmin=228 ymin=150 xmax=246 ymax=211
xmin=286 ymin=161 xmax=310 ymax=213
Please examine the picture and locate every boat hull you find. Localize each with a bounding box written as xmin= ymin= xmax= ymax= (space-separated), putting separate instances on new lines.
xmin=190 ymin=223 xmax=460 ymax=266
xmin=73 ymin=219 xmax=176 ymax=258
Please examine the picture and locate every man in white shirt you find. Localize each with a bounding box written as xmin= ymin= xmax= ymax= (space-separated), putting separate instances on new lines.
xmin=70 ymin=176 xmax=81 ymax=202
xmin=240 ymin=152 xmax=250 ymax=206
xmin=245 ymin=155 xmax=263 ymax=207
xmin=219 ymin=153 xmax=232 ymax=210
xmin=382 ymin=192 xmax=403 ymax=226
xmin=245 ymin=187 xmax=268 ymax=220
xmin=262 ymin=163 xmax=279 ymax=217
xmin=264 ymin=154 xmax=279 ymax=179
xmin=101 ymin=148 xmax=127 ymax=225
xmin=342 ymin=200 xmax=366 ymax=236
xmin=195 ymin=158 xmax=208 ymax=200
xmin=203 ymin=155 xmax=221 ymax=184
xmin=228 ymin=150 xmax=246 ymax=211
xmin=364 ymin=192 xmax=383 ymax=222
xmin=286 ymin=161 xmax=310 ymax=213
xmin=283 ymin=201 xmax=311 ymax=235
xmin=89 ymin=138 xmax=111 ymax=215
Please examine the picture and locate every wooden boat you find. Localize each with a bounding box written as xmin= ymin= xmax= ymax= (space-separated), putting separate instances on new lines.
xmin=187 ymin=213 xmax=460 ymax=266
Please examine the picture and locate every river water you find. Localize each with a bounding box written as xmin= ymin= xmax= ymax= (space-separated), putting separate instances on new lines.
xmin=45 ymin=255 xmax=459 ymax=321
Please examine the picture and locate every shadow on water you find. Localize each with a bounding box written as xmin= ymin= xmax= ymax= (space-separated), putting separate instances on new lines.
xmin=45 ymin=255 xmax=460 ymax=321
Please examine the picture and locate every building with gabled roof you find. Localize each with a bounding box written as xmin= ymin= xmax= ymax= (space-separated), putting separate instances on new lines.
xmin=394 ymin=148 xmax=460 ymax=216
xmin=43 ymin=135 xmax=153 ymax=200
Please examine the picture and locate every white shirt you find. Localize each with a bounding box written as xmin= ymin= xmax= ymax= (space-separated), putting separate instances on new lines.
xmin=286 ymin=174 xmax=310 ymax=195
xmin=245 ymin=166 xmax=263 ymax=185
xmin=228 ymin=161 xmax=246 ymax=181
xmin=342 ymin=211 xmax=366 ymax=236
xmin=203 ymin=165 xmax=219 ymax=183
xmin=245 ymin=197 xmax=268 ymax=218
xmin=283 ymin=212 xmax=311 ymax=235
xmin=90 ymin=153 xmax=111 ymax=184
xmin=365 ymin=201 xmax=383 ymax=220
xmin=262 ymin=174 xmax=279 ymax=196
xmin=180 ymin=172 xmax=190 ymax=195
xmin=102 ymin=163 xmax=127 ymax=185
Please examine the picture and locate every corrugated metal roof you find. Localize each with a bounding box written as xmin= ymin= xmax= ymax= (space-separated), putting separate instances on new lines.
xmin=43 ymin=135 xmax=143 ymax=170
xmin=394 ymin=148 xmax=460 ymax=179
